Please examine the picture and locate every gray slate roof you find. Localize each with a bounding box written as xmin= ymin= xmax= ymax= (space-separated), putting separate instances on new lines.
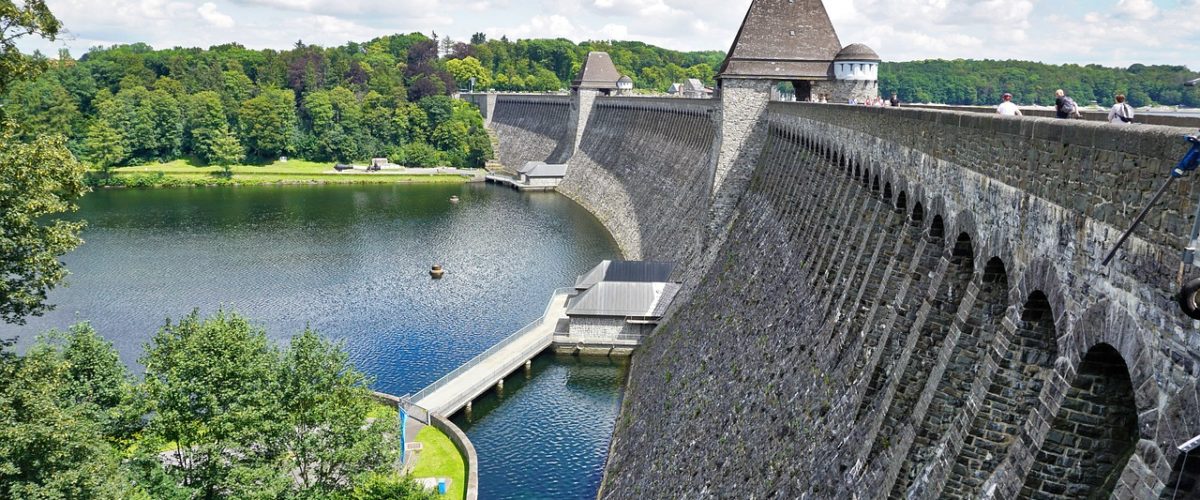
xmin=836 ymin=43 xmax=881 ymax=61
xmin=566 ymin=282 xmax=678 ymax=318
xmin=572 ymin=52 xmax=622 ymax=90
xmin=517 ymin=161 xmax=568 ymax=178
xmin=718 ymin=0 xmax=843 ymax=80
xmin=574 ymin=260 xmax=677 ymax=290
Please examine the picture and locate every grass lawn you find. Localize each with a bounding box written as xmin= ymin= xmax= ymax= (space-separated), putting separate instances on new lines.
xmin=410 ymin=426 xmax=466 ymax=500
xmin=106 ymin=159 xmax=477 ymax=186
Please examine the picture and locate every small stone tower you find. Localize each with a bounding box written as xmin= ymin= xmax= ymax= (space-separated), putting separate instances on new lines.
xmin=566 ymin=52 xmax=623 ymax=157
xmin=709 ymin=0 xmax=845 ymax=236
xmin=832 ymin=43 xmax=881 ymax=103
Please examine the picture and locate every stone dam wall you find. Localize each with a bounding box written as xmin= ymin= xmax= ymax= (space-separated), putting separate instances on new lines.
xmin=486 ymin=95 xmax=573 ymax=170
xmin=556 ymin=97 xmax=717 ymax=270
xmin=482 ymin=96 xmax=1200 ymax=498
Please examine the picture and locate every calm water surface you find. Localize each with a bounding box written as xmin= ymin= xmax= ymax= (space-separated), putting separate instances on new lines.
xmin=455 ymin=354 xmax=628 ymax=500
xmin=0 ymin=183 xmax=624 ymax=499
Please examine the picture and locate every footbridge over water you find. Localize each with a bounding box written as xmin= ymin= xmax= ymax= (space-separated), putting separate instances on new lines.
xmin=408 ymin=288 xmax=572 ymax=417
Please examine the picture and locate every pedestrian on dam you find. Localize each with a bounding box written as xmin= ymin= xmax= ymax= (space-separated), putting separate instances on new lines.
xmin=997 ymin=93 xmax=1023 ymax=116
xmin=1055 ymin=89 xmax=1081 ymax=119
xmin=890 ymin=93 xmax=900 ymax=107
xmin=1108 ymin=94 xmax=1136 ymax=124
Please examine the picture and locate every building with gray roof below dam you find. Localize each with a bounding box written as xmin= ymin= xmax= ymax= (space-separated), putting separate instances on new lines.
xmin=554 ymin=261 xmax=680 ymax=356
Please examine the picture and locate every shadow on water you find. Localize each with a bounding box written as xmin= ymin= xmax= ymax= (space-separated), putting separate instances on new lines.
xmin=453 ymin=353 xmax=629 ymax=500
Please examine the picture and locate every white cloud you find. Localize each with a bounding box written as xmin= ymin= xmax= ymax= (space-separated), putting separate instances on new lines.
xmin=198 ymin=2 xmax=235 ymax=28
xmin=14 ymin=0 xmax=1198 ymax=69
xmin=1116 ymin=0 xmax=1159 ymax=20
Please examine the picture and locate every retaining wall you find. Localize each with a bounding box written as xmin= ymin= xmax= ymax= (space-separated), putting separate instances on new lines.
xmin=556 ymin=96 xmax=717 ymax=270
xmin=597 ymin=103 xmax=1200 ymax=499
xmin=373 ymin=392 xmax=479 ymax=500
xmin=487 ymin=94 xmax=572 ymax=170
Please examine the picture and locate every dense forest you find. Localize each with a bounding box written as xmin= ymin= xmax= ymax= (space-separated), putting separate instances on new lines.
xmin=880 ymin=59 xmax=1200 ymax=108
xmin=0 ymin=33 xmax=723 ymax=171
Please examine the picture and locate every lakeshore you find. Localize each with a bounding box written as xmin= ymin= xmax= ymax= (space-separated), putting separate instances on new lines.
xmin=94 ymin=159 xmax=486 ymax=188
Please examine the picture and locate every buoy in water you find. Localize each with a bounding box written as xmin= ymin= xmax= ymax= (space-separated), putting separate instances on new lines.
xmin=449 ymin=195 xmax=460 ymax=204
xmin=430 ymin=265 xmax=445 ymax=279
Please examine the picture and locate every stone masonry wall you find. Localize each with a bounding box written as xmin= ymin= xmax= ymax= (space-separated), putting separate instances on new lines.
xmin=556 ymin=97 xmax=716 ymax=269
xmin=487 ymin=94 xmax=572 ymax=169
xmin=598 ymin=103 xmax=1200 ymax=499
xmin=480 ymin=92 xmax=1200 ymax=498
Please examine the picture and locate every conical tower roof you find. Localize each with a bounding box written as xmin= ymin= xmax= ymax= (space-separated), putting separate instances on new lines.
xmin=718 ymin=0 xmax=842 ymax=80
xmin=572 ymin=52 xmax=622 ymax=90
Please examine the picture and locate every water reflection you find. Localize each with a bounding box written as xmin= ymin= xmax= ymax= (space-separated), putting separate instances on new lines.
xmin=455 ymin=354 xmax=628 ymax=500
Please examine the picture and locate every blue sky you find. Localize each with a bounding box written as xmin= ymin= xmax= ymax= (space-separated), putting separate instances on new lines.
xmin=16 ymin=0 xmax=1200 ymax=68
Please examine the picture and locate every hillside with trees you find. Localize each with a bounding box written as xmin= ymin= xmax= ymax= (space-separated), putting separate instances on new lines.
xmin=880 ymin=59 xmax=1200 ymax=108
xmin=0 ymin=33 xmax=724 ymax=172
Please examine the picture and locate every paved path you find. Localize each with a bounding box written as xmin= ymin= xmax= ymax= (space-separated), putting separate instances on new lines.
xmin=413 ymin=291 xmax=570 ymax=416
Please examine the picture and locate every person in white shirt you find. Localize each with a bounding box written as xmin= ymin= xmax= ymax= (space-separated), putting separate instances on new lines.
xmin=1108 ymin=94 xmax=1135 ymax=125
xmin=996 ymin=93 xmax=1022 ymax=116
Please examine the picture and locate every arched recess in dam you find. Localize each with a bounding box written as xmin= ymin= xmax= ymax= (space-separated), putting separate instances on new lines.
xmin=893 ymin=254 xmax=1010 ymax=498
xmin=1020 ymin=343 xmax=1138 ymax=498
xmin=944 ymin=290 xmax=1059 ymax=497
xmin=853 ymin=198 xmax=951 ymax=453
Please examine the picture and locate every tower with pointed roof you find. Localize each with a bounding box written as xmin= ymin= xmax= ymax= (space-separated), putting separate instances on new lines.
xmin=708 ymin=0 xmax=880 ymax=237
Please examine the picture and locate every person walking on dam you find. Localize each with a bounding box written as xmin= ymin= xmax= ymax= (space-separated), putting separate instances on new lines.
xmin=1108 ymin=94 xmax=1135 ymax=124
xmin=1055 ymin=89 xmax=1081 ymax=119
xmin=890 ymin=93 xmax=900 ymax=107
xmin=997 ymin=93 xmax=1022 ymax=116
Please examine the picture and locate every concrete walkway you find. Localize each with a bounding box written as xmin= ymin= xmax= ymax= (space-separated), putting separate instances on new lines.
xmin=412 ymin=291 xmax=571 ymax=416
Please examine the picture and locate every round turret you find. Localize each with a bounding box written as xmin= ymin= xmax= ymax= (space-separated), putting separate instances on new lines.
xmin=834 ymin=43 xmax=880 ymax=81
xmin=835 ymin=43 xmax=881 ymax=62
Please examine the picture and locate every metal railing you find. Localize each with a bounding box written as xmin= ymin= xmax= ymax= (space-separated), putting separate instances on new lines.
xmin=408 ymin=288 xmax=573 ymax=407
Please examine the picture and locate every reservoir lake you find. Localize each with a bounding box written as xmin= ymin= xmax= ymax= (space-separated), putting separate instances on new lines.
xmin=0 ymin=182 xmax=624 ymax=500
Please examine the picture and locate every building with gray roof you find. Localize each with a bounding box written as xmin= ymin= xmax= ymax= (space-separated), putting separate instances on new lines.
xmin=717 ymin=0 xmax=881 ymax=103
xmin=572 ymin=52 xmax=623 ymax=94
xmin=555 ymin=260 xmax=680 ymax=352
xmin=574 ymin=260 xmax=676 ymax=290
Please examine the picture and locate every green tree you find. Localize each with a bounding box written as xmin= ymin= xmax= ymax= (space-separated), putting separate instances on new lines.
xmin=141 ymin=310 xmax=288 ymax=498
xmin=400 ymin=141 xmax=440 ymax=168
xmin=4 ymin=75 xmax=82 ymax=139
xmin=185 ymin=90 xmax=228 ymax=162
xmin=0 ymin=331 xmax=142 ymax=499
xmin=147 ymin=88 xmax=183 ymax=158
xmin=55 ymin=323 xmax=141 ymax=442
xmin=445 ymin=56 xmax=491 ymax=90
xmin=84 ymin=120 xmax=129 ymax=170
xmin=278 ymin=329 xmax=393 ymax=493
xmin=0 ymin=0 xmax=62 ymax=96
xmin=240 ymin=88 xmax=297 ymax=159
xmin=0 ymin=123 xmax=87 ymax=324
xmin=209 ymin=126 xmax=244 ymax=175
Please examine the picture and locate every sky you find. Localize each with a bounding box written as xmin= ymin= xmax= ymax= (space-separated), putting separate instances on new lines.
xmin=14 ymin=0 xmax=1200 ymax=68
